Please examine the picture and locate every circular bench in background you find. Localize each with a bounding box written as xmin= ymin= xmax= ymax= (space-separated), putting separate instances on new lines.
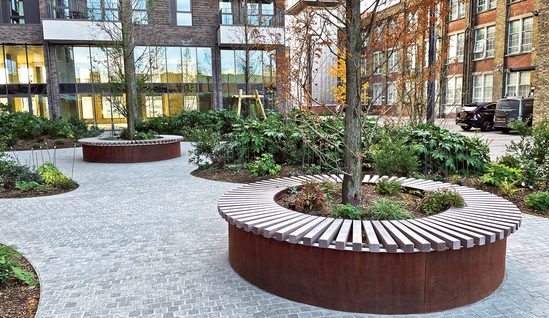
xmin=218 ymin=175 xmax=521 ymax=315
xmin=78 ymin=135 xmax=184 ymax=163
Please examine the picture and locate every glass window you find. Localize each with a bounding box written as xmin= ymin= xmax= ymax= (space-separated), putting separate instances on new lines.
xmin=91 ymin=47 xmax=109 ymax=83
xmin=55 ymin=46 xmax=76 ymax=83
xmin=197 ymin=48 xmax=212 ymax=83
xmin=472 ymin=74 xmax=493 ymax=103
xmin=474 ymin=26 xmax=495 ymax=59
xmin=448 ymin=33 xmax=464 ymax=63
xmin=199 ymin=93 xmax=212 ymax=112
xmin=450 ymin=0 xmax=465 ymax=21
xmin=104 ymin=0 xmax=118 ymax=21
xmin=446 ymin=76 xmax=462 ymax=105
xmin=373 ymin=52 xmax=382 ymax=75
xmin=521 ymin=18 xmax=533 ymax=52
xmin=519 ymin=71 xmax=531 ymax=96
xmin=74 ymin=46 xmax=91 ymax=83
xmin=387 ymin=50 xmax=398 ymax=72
xmin=184 ymin=94 xmax=198 ymax=111
xmin=4 ymin=45 xmax=28 ymax=84
xmin=26 ymin=46 xmax=46 ymax=84
xmin=221 ymin=50 xmax=236 ymax=84
xmin=387 ymin=83 xmax=397 ymax=105
xmin=145 ymin=95 xmax=164 ymax=118
xmin=249 ymin=51 xmax=263 ymax=83
xmin=166 ymin=47 xmax=183 ymax=83
xmin=150 ymin=47 xmax=167 ymax=83
xmin=219 ymin=0 xmax=233 ymax=25
xmin=477 ymin=0 xmax=496 ymax=13
xmin=175 ymin=0 xmax=192 ymax=26
xmin=181 ymin=47 xmax=197 ymax=83
xmin=31 ymin=95 xmax=49 ymax=118
xmin=133 ymin=0 xmax=148 ymax=24
xmin=508 ymin=18 xmax=533 ymax=54
xmin=9 ymin=0 xmax=25 ymax=24
xmin=0 ymin=46 xmax=7 ymax=85
xmin=506 ymin=71 xmax=532 ymax=97
xmin=102 ymin=95 xmax=124 ymax=119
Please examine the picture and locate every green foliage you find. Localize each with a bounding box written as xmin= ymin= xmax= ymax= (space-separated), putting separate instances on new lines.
xmin=372 ymin=138 xmax=419 ymax=177
xmin=405 ymin=124 xmax=490 ymax=175
xmin=248 ymin=153 xmax=281 ymax=177
xmin=188 ymin=129 xmax=230 ymax=167
xmin=37 ymin=162 xmax=77 ymax=189
xmin=0 ymin=245 xmax=38 ymax=286
xmin=32 ymin=143 xmax=40 ymax=149
xmin=420 ymin=188 xmax=466 ymax=215
xmin=308 ymin=164 xmax=321 ymax=174
xmin=15 ymin=181 xmax=44 ymax=192
xmin=55 ymin=139 xmax=65 ymax=145
xmin=497 ymin=155 xmax=521 ymax=169
xmin=481 ymin=163 xmax=522 ymax=187
xmin=134 ymin=130 xmax=159 ymax=140
xmin=332 ymin=204 xmax=363 ymax=219
xmin=295 ymin=180 xmax=326 ymax=212
xmin=0 ymin=156 xmax=41 ymax=189
xmin=506 ymin=119 xmax=549 ymax=188
xmin=525 ymin=191 xmax=549 ymax=210
xmin=499 ymin=180 xmax=520 ymax=200
xmin=0 ymin=102 xmax=13 ymax=113
xmin=367 ymin=199 xmax=411 ymax=220
xmin=375 ymin=178 xmax=404 ymax=195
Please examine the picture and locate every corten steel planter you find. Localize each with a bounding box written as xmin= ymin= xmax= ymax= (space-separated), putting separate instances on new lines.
xmin=78 ymin=135 xmax=184 ymax=163
xmin=218 ymin=175 xmax=521 ymax=315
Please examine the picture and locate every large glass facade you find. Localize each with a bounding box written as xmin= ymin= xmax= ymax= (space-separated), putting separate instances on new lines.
xmin=0 ymin=44 xmax=48 ymax=117
xmin=55 ymin=45 xmax=213 ymax=127
xmin=220 ymin=49 xmax=275 ymax=109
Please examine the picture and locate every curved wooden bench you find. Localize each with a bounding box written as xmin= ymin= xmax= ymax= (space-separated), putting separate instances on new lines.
xmin=218 ymin=175 xmax=521 ymax=314
xmin=79 ymin=135 xmax=184 ymax=163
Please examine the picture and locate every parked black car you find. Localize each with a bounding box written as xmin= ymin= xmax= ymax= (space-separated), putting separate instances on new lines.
xmin=455 ymin=102 xmax=497 ymax=132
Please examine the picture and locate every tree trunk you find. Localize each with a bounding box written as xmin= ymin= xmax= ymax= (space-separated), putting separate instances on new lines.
xmin=342 ymin=0 xmax=363 ymax=205
xmin=121 ymin=0 xmax=137 ymax=140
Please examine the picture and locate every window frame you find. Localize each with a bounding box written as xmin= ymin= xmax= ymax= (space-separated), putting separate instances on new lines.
xmin=506 ymin=71 xmax=532 ymax=97
xmin=477 ymin=0 xmax=496 ymax=13
xmin=507 ymin=17 xmax=533 ymax=55
xmin=449 ymin=0 xmax=466 ymax=21
xmin=448 ymin=33 xmax=465 ymax=63
xmin=445 ymin=76 xmax=463 ymax=105
xmin=473 ymin=25 xmax=495 ymax=60
xmin=172 ymin=0 xmax=192 ymax=26
xmin=373 ymin=52 xmax=383 ymax=75
xmin=472 ymin=73 xmax=493 ymax=103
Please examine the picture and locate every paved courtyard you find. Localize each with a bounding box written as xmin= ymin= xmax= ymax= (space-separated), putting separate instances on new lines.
xmin=1 ymin=143 xmax=548 ymax=318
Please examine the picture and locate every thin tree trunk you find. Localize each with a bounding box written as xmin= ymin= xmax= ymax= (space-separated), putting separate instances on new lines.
xmin=342 ymin=0 xmax=363 ymax=205
xmin=121 ymin=0 xmax=137 ymax=140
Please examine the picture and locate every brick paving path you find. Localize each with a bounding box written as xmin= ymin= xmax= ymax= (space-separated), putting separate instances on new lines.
xmin=1 ymin=143 xmax=548 ymax=318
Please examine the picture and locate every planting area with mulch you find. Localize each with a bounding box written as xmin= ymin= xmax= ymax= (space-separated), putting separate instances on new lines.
xmin=0 ymin=185 xmax=78 ymax=199
xmin=10 ymin=136 xmax=78 ymax=151
xmin=0 ymin=251 xmax=40 ymax=318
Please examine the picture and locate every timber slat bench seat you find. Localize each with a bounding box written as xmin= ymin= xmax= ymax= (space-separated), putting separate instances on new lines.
xmin=218 ymin=175 xmax=521 ymax=315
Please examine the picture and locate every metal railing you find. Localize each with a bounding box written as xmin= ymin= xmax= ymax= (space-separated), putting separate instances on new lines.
xmin=219 ymin=9 xmax=283 ymax=27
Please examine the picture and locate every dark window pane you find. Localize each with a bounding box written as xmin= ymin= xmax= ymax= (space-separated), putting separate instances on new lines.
xmin=55 ymin=46 xmax=76 ymax=83
xmin=76 ymin=83 xmax=93 ymax=93
xmin=7 ymin=84 xmax=29 ymax=94
xmin=59 ymin=84 xmax=77 ymax=94
xmin=30 ymin=84 xmax=47 ymax=94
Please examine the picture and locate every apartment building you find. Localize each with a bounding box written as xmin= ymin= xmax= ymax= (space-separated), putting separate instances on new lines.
xmin=360 ymin=0 xmax=548 ymax=122
xmin=0 ymin=0 xmax=284 ymax=127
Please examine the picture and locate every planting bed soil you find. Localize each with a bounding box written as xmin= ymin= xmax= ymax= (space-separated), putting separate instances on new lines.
xmin=0 ymin=184 xmax=78 ymax=199
xmin=11 ymin=136 xmax=77 ymax=151
xmin=276 ymin=183 xmax=425 ymax=219
xmin=0 ymin=248 xmax=40 ymax=318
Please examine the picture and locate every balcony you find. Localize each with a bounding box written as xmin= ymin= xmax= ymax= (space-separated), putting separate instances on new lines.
xmin=218 ymin=9 xmax=284 ymax=47
xmin=42 ymin=0 xmax=120 ymax=42
xmin=286 ymin=0 xmax=339 ymax=15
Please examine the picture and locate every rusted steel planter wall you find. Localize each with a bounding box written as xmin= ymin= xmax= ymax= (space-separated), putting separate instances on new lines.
xmin=218 ymin=175 xmax=521 ymax=315
xmin=79 ymin=135 xmax=183 ymax=163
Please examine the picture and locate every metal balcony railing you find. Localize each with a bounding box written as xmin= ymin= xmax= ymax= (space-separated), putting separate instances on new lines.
xmin=219 ymin=9 xmax=283 ymax=27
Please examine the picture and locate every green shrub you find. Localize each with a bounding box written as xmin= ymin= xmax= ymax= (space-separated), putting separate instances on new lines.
xmin=497 ymin=155 xmax=521 ymax=169
xmin=188 ymin=130 xmax=231 ymax=167
xmin=55 ymin=139 xmax=65 ymax=145
xmin=367 ymin=199 xmax=411 ymax=220
xmin=15 ymin=181 xmax=44 ymax=192
xmin=0 ymin=245 xmax=38 ymax=286
xmin=332 ymin=204 xmax=363 ymax=219
xmin=37 ymin=162 xmax=77 ymax=189
xmin=420 ymin=188 xmax=465 ymax=215
xmin=525 ymin=191 xmax=549 ymax=210
xmin=481 ymin=163 xmax=522 ymax=188
xmin=248 ymin=153 xmax=281 ymax=177
xmin=375 ymin=178 xmax=403 ymax=195
xmin=372 ymin=137 xmax=419 ymax=177
xmin=295 ymin=180 xmax=326 ymax=212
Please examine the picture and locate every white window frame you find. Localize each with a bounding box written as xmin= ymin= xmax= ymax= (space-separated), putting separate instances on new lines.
xmin=507 ymin=17 xmax=533 ymax=55
xmin=445 ymin=76 xmax=463 ymax=105
xmin=472 ymin=73 xmax=493 ymax=103
xmin=387 ymin=83 xmax=397 ymax=105
xmin=387 ymin=49 xmax=398 ymax=73
xmin=473 ymin=26 xmax=495 ymax=59
xmin=450 ymin=0 xmax=465 ymax=21
xmin=448 ymin=33 xmax=465 ymax=63
xmin=373 ymin=52 xmax=383 ymax=75
xmin=506 ymin=71 xmax=532 ymax=97
xmin=477 ymin=0 xmax=496 ymax=13
xmin=372 ymin=83 xmax=382 ymax=105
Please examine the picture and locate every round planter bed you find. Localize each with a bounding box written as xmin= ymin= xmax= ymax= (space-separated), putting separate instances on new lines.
xmin=217 ymin=175 xmax=521 ymax=315
xmin=78 ymin=135 xmax=184 ymax=163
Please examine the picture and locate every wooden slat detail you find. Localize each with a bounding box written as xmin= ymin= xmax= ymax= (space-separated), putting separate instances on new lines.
xmin=433 ymin=215 xmax=506 ymax=240
xmin=390 ymin=221 xmax=432 ymax=252
xmin=283 ymin=217 xmax=326 ymax=243
xmin=362 ymin=175 xmax=371 ymax=183
xmin=442 ymin=211 xmax=517 ymax=234
xmin=242 ymin=212 xmax=295 ymax=231
xmin=362 ymin=221 xmax=380 ymax=253
xmin=303 ymin=218 xmax=335 ymax=246
xmin=397 ymin=220 xmax=446 ymax=251
xmin=352 ymin=220 xmax=363 ymax=252
xmin=372 ymin=221 xmax=398 ymax=253
xmin=380 ymin=221 xmax=415 ymax=253
xmin=418 ymin=218 xmax=485 ymax=246
xmin=251 ymin=214 xmax=304 ymax=235
xmin=335 ymin=220 xmax=353 ymax=250
xmin=318 ymin=219 xmax=344 ymax=248
xmin=262 ymin=214 xmax=311 ymax=238
xmin=430 ymin=217 xmax=498 ymax=243
xmin=232 ymin=210 xmax=290 ymax=227
xmin=408 ymin=219 xmax=465 ymax=249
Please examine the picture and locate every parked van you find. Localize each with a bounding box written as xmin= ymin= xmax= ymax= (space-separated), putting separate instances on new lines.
xmin=493 ymin=97 xmax=534 ymax=133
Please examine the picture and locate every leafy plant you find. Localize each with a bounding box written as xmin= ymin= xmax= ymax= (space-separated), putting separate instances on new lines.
xmin=294 ymin=180 xmax=326 ymax=212
xmin=367 ymin=199 xmax=411 ymax=220
xmin=32 ymin=143 xmax=40 ymax=149
xmin=55 ymin=139 xmax=65 ymax=145
xmin=420 ymin=188 xmax=466 ymax=215
xmin=498 ymin=180 xmax=520 ymax=200
xmin=37 ymin=162 xmax=77 ymax=189
xmin=15 ymin=181 xmax=44 ymax=192
xmin=332 ymin=204 xmax=363 ymax=219
xmin=375 ymin=178 xmax=403 ymax=195
xmin=248 ymin=153 xmax=281 ymax=177
xmin=372 ymin=137 xmax=419 ymax=177
xmin=308 ymin=164 xmax=321 ymax=174
xmin=497 ymin=155 xmax=521 ymax=169
xmin=525 ymin=191 xmax=549 ymax=210
xmin=481 ymin=163 xmax=522 ymax=188
xmin=0 ymin=245 xmax=38 ymax=286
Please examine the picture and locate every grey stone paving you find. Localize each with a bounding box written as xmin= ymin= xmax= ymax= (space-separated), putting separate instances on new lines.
xmin=1 ymin=143 xmax=548 ymax=318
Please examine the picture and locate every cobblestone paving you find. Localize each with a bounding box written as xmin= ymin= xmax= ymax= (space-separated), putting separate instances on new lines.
xmin=1 ymin=143 xmax=548 ymax=318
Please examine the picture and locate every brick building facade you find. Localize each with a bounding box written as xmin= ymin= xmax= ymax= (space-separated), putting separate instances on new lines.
xmin=0 ymin=0 xmax=284 ymax=127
